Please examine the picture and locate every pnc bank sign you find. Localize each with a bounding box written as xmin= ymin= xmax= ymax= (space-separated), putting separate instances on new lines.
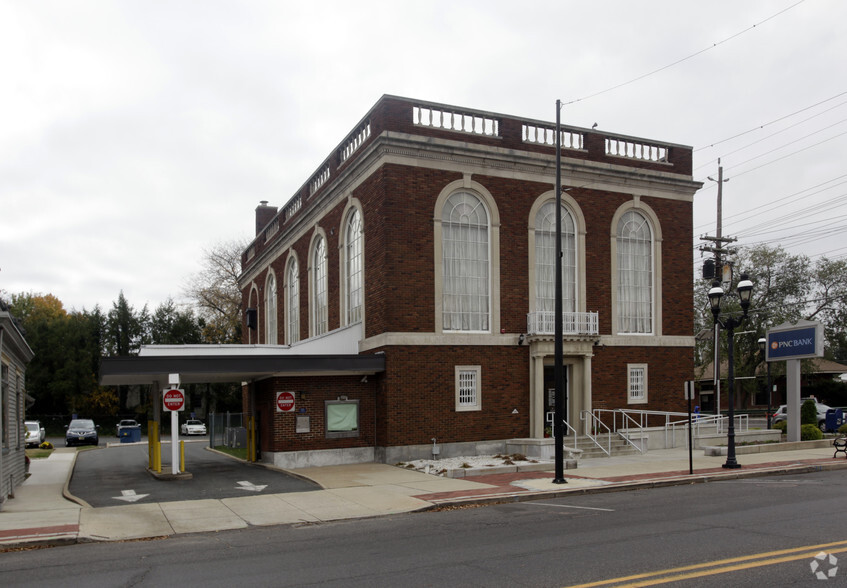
xmin=766 ymin=321 xmax=824 ymax=361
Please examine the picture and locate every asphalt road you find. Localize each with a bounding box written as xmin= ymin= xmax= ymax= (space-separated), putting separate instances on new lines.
xmin=6 ymin=467 xmax=847 ymax=586
xmin=68 ymin=441 xmax=319 ymax=507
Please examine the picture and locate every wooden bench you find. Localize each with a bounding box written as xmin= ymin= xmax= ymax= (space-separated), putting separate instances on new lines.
xmin=833 ymin=437 xmax=847 ymax=458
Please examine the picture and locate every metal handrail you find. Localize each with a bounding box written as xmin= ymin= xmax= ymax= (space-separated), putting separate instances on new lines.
xmin=580 ymin=410 xmax=611 ymax=456
xmin=593 ymin=408 xmax=750 ymax=450
xmin=614 ymin=410 xmax=647 ymax=453
xmin=545 ymin=412 xmax=580 ymax=450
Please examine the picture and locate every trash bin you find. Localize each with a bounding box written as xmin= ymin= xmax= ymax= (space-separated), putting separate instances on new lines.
xmin=825 ymin=408 xmax=843 ymax=433
xmin=119 ymin=426 xmax=141 ymax=443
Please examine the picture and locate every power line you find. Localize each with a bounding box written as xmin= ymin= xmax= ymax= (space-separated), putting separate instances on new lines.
xmin=694 ymin=101 xmax=847 ymax=173
xmin=695 ymin=91 xmax=847 ymax=153
xmin=561 ymin=1 xmax=806 ymax=107
xmin=695 ymin=174 xmax=847 ymax=233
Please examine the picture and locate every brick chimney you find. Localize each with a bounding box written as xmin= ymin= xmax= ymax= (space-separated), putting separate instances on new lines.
xmin=255 ymin=200 xmax=278 ymax=236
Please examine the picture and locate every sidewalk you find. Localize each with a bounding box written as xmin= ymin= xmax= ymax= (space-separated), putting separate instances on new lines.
xmin=2 ymin=444 xmax=846 ymax=548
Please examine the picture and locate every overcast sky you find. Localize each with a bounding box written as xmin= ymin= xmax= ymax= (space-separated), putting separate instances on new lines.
xmin=2 ymin=0 xmax=845 ymax=313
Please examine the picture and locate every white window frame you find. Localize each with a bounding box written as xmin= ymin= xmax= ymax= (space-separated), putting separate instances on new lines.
xmin=344 ymin=207 xmax=364 ymax=325
xmin=285 ymin=256 xmax=299 ymax=344
xmin=325 ymin=399 xmax=360 ymax=438
xmin=455 ymin=365 xmax=482 ymax=412
xmin=627 ymin=364 xmax=648 ymax=405
xmin=441 ymin=191 xmax=490 ymax=332
xmin=265 ymin=271 xmax=277 ymax=344
xmin=310 ymin=235 xmax=328 ymax=337
xmin=535 ymin=201 xmax=577 ymax=314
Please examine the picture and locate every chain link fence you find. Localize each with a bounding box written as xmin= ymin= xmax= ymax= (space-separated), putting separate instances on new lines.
xmin=208 ymin=412 xmax=247 ymax=449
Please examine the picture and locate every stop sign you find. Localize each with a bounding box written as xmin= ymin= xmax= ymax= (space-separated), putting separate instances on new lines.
xmin=276 ymin=391 xmax=295 ymax=412
xmin=163 ymin=388 xmax=186 ymax=412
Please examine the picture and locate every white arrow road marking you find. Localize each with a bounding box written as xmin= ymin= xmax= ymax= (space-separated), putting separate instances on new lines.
xmin=236 ymin=480 xmax=267 ymax=492
xmin=113 ymin=489 xmax=150 ymax=503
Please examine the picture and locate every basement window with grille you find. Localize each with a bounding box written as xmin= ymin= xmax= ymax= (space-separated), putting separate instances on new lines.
xmin=628 ymin=364 xmax=648 ymax=404
xmin=455 ymin=366 xmax=482 ymax=412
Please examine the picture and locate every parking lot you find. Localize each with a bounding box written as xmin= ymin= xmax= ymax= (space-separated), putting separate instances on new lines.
xmin=67 ymin=440 xmax=319 ymax=507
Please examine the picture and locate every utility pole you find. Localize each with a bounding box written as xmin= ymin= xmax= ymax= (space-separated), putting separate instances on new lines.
xmin=701 ymin=160 xmax=736 ymax=416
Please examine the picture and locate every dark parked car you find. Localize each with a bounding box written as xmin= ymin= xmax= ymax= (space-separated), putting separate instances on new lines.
xmin=66 ymin=419 xmax=99 ymax=447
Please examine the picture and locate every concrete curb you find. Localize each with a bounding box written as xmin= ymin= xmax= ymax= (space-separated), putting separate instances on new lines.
xmin=61 ymin=449 xmax=92 ymax=509
xmin=421 ymin=459 xmax=847 ymax=510
xmin=702 ymin=438 xmax=837 ymax=456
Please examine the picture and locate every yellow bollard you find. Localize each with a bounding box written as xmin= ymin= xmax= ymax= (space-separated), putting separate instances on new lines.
xmin=148 ymin=421 xmax=154 ymax=470
xmin=180 ymin=440 xmax=185 ymax=473
xmin=154 ymin=422 xmax=162 ymax=473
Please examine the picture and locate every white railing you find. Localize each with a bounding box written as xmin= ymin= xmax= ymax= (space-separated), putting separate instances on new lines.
xmin=527 ymin=311 xmax=599 ymax=336
xmin=605 ymin=138 xmax=668 ymax=163
xmin=309 ymin=165 xmax=330 ymax=195
xmin=340 ymin=122 xmax=371 ymax=162
xmin=283 ymin=194 xmax=302 ymax=222
xmin=264 ymin=218 xmax=279 ymax=242
xmin=594 ymin=408 xmax=749 ymax=450
xmin=413 ymin=105 xmax=499 ymax=137
xmin=522 ymin=124 xmax=584 ymax=150
xmin=580 ymin=410 xmax=611 ymax=456
xmin=545 ymin=413 xmax=585 ymax=458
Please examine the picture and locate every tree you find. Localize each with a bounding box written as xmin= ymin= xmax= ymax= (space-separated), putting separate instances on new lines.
xmin=809 ymin=257 xmax=847 ymax=361
xmin=7 ymin=292 xmax=103 ymax=414
xmin=184 ymin=239 xmax=247 ymax=344
xmin=105 ymin=291 xmax=149 ymax=356
xmin=695 ymin=244 xmax=847 ymax=408
xmin=150 ymin=298 xmax=202 ymax=345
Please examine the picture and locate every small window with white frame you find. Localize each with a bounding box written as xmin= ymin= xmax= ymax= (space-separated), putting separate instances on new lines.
xmin=325 ymin=399 xmax=359 ymax=438
xmin=455 ymin=366 xmax=482 ymax=411
xmin=628 ymin=364 xmax=648 ymax=404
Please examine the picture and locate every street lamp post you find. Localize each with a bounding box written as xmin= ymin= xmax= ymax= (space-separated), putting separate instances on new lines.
xmin=758 ymin=337 xmax=772 ymax=430
xmin=708 ymin=273 xmax=754 ymax=469
xmin=552 ymin=99 xmax=566 ymax=484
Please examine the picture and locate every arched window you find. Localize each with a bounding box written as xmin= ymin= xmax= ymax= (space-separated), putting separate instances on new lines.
xmin=535 ymin=201 xmax=576 ymax=315
xmin=344 ymin=208 xmax=363 ymax=325
xmin=285 ymin=257 xmax=300 ymax=344
xmin=311 ymin=236 xmax=328 ymax=336
xmin=617 ymin=210 xmax=653 ymax=333
xmin=442 ymin=191 xmax=489 ymax=332
xmin=265 ymin=272 xmax=277 ymax=344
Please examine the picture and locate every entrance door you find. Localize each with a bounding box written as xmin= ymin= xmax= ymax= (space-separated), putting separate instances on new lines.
xmin=544 ymin=365 xmax=569 ymax=435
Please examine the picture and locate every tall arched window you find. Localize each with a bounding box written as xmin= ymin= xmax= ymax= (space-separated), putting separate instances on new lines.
xmin=311 ymin=236 xmax=328 ymax=336
xmin=617 ymin=210 xmax=653 ymax=333
xmin=344 ymin=208 xmax=363 ymax=325
xmin=265 ymin=272 xmax=277 ymax=344
xmin=442 ymin=191 xmax=489 ymax=332
xmin=285 ymin=257 xmax=300 ymax=344
xmin=535 ymin=201 xmax=576 ymax=315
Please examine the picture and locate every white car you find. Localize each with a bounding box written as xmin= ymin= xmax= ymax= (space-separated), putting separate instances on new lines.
xmin=180 ymin=419 xmax=207 ymax=436
xmin=772 ymin=399 xmax=831 ymax=429
xmin=25 ymin=420 xmax=46 ymax=447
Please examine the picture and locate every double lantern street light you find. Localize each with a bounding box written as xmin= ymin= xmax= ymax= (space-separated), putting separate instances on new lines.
xmin=708 ymin=273 xmax=754 ymax=469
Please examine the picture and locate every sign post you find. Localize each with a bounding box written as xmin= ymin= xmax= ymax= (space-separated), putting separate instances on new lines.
xmin=766 ymin=321 xmax=824 ymax=442
xmin=163 ymin=387 xmax=186 ymax=475
xmin=684 ymin=381 xmax=695 ymax=475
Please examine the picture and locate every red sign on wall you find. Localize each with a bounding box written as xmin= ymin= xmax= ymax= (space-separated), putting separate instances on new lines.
xmin=163 ymin=388 xmax=186 ymax=412
xmin=276 ymin=391 xmax=296 ymax=413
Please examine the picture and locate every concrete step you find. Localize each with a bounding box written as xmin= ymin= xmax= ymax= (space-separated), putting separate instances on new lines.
xmin=562 ymin=435 xmax=641 ymax=459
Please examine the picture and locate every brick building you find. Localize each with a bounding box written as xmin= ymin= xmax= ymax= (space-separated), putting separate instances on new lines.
xmin=237 ymin=95 xmax=699 ymax=468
